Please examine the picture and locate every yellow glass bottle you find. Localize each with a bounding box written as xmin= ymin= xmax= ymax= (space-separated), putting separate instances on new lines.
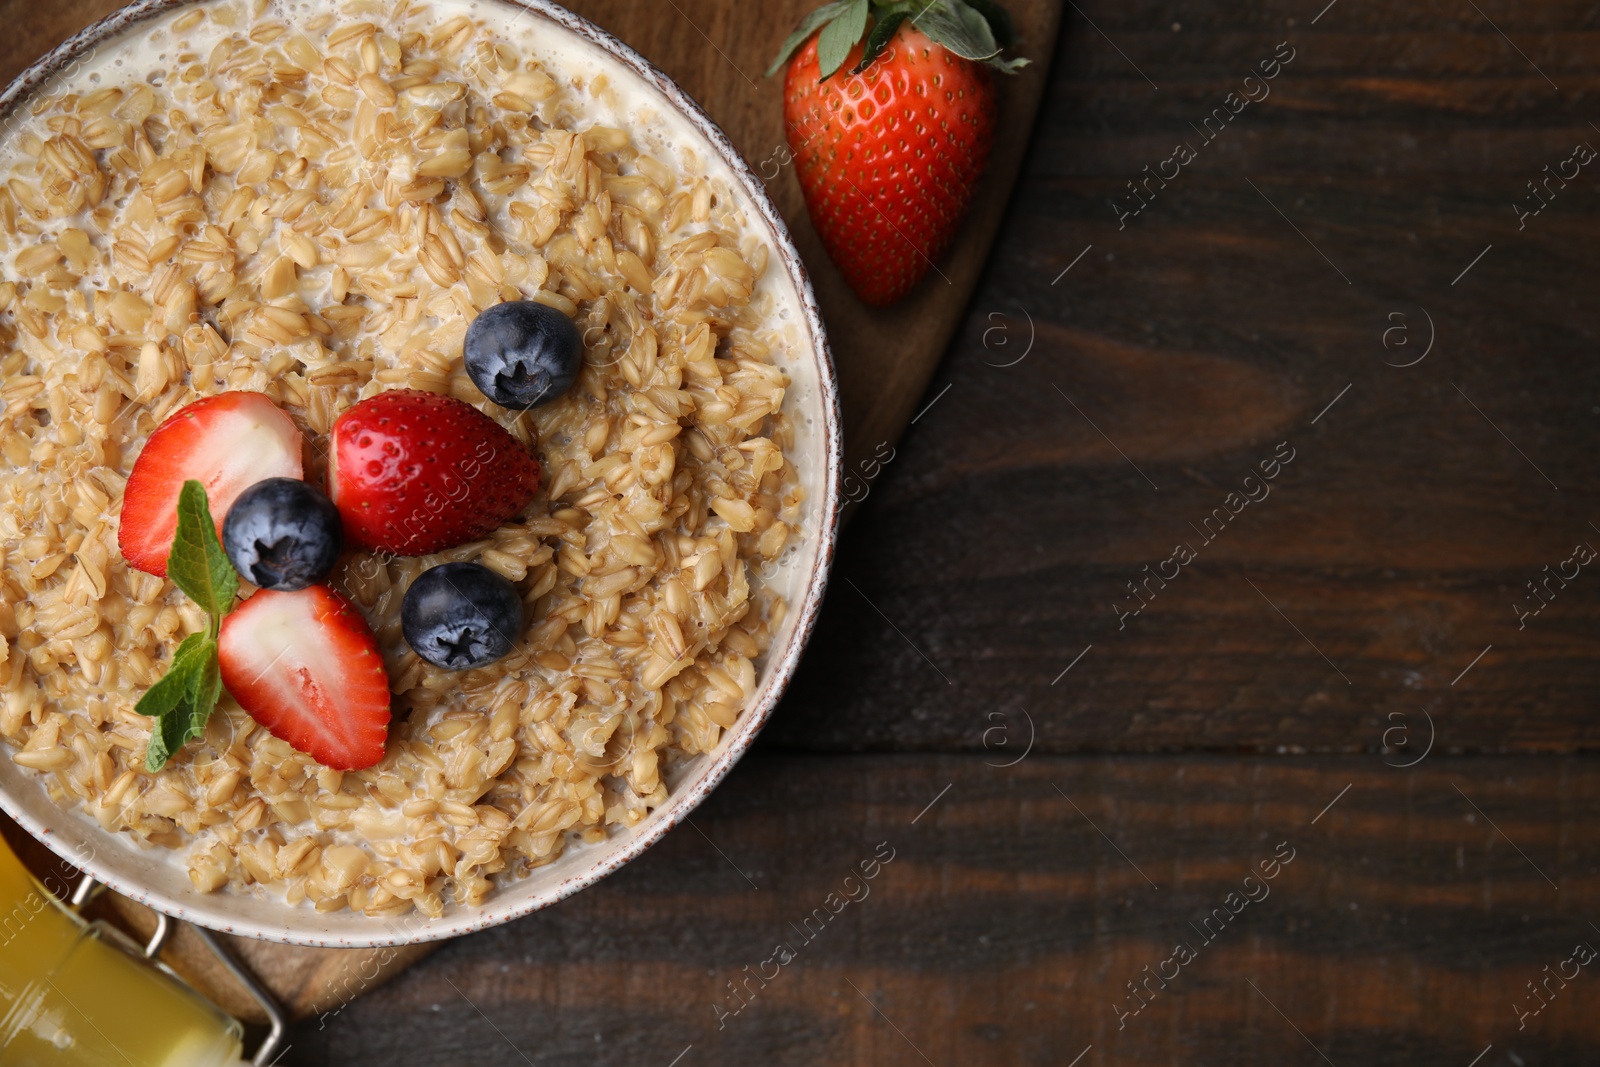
xmin=0 ymin=834 xmax=244 ymax=1067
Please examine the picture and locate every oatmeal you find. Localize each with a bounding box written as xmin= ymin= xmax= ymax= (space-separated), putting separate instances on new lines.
xmin=0 ymin=0 xmax=807 ymax=917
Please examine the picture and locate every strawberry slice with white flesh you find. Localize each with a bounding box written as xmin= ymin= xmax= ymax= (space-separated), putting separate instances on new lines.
xmin=218 ymin=586 xmax=392 ymax=771
xmin=118 ymin=392 xmax=304 ymax=576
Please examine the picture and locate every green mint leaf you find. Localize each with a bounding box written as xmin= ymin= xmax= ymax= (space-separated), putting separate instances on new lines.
xmin=166 ymin=480 xmax=238 ymax=618
xmin=185 ymin=644 xmax=223 ymax=739
xmin=146 ymin=704 xmax=191 ymax=773
xmin=140 ymin=480 xmax=239 ymax=771
xmin=134 ymin=633 xmax=211 ymax=719
xmin=141 ymin=636 xmax=222 ymax=772
xmin=766 ymin=1 xmax=855 ymax=77
xmin=144 ymin=722 xmax=172 ymax=772
xmin=818 ymin=0 xmax=872 ymax=80
xmin=851 ymin=11 xmax=910 ymax=74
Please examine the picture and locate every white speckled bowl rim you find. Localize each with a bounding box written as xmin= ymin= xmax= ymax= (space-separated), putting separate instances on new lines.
xmin=0 ymin=0 xmax=841 ymax=948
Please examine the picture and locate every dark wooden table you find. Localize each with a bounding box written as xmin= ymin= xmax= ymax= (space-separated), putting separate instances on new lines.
xmin=14 ymin=0 xmax=1600 ymax=1063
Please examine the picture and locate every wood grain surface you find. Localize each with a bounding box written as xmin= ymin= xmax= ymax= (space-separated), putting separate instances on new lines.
xmin=8 ymin=0 xmax=1600 ymax=1064
xmin=286 ymin=754 xmax=1600 ymax=1066
xmin=769 ymin=0 xmax=1600 ymax=755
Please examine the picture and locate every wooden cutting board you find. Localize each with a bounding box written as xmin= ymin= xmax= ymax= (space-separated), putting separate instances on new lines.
xmin=2 ymin=0 xmax=1060 ymax=1024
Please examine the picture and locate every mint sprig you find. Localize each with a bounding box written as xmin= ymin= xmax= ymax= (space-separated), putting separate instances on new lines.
xmin=167 ymin=480 xmax=239 ymax=615
xmin=135 ymin=481 xmax=237 ymax=772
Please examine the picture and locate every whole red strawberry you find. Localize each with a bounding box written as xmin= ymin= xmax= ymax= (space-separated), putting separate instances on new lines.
xmin=328 ymin=390 xmax=540 ymax=556
xmin=769 ymin=0 xmax=1027 ymax=306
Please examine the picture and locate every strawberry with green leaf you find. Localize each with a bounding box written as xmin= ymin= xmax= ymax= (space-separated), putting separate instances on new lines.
xmin=768 ymin=0 xmax=1027 ymax=306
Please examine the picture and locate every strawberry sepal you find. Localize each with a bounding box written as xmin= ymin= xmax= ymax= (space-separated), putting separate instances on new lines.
xmin=962 ymin=0 xmax=1017 ymax=48
xmin=770 ymin=0 xmax=1028 ymax=81
xmin=849 ymin=10 xmax=910 ymax=75
xmin=912 ymin=0 xmax=1030 ymax=71
xmin=766 ymin=0 xmax=857 ymax=77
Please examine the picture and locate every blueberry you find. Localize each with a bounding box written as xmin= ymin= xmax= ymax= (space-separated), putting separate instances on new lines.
xmin=222 ymin=478 xmax=342 ymax=591
xmin=401 ymin=562 xmax=523 ymax=671
xmin=463 ymin=300 xmax=583 ymax=409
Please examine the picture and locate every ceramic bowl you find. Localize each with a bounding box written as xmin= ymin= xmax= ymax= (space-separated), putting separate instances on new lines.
xmin=0 ymin=0 xmax=840 ymax=947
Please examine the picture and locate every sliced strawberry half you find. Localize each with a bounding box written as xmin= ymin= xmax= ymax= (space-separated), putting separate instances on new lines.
xmin=118 ymin=392 xmax=304 ymax=576
xmin=218 ymin=586 xmax=392 ymax=771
